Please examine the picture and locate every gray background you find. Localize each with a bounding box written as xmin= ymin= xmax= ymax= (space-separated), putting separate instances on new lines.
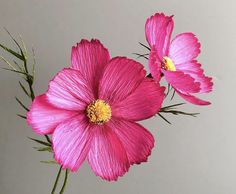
xmin=0 ymin=0 xmax=234 ymax=194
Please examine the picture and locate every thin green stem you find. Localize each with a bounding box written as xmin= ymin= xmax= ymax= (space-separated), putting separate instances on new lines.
xmin=170 ymin=90 xmax=176 ymax=100
xmin=45 ymin=134 xmax=51 ymax=144
xmin=59 ymin=170 xmax=69 ymax=194
xmin=28 ymin=82 xmax=35 ymax=101
xmin=166 ymin=84 xmax=171 ymax=97
xmin=51 ymin=166 xmax=62 ymax=194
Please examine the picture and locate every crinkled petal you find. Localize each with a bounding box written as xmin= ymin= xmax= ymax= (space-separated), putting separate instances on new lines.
xmin=108 ymin=119 xmax=154 ymax=165
xmin=169 ymin=33 xmax=201 ymax=64
xmin=181 ymin=71 xmax=213 ymax=93
xmin=46 ymin=68 xmax=94 ymax=111
xmin=112 ymin=78 xmax=165 ymax=121
xmin=87 ymin=124 xmax=129 ymax=181
xmin=163 ymin=70 xmax=201 ymax=93
xmin=145 ymin=13 xmax=174 ymax=58
xmin=27 ymin=94 xmax=77 ymax=135
xmin=175 ymin=89 xmax=211 ymax=105
xmin=71 ymin=39 xmax=110 ymax=95
xmin=52 ymin=115 xmax=93 ymax=171
xmin=99 ymin=57 xmax=146 ymax=104
xmin=176 ymin=61 xmax=213 ymax=93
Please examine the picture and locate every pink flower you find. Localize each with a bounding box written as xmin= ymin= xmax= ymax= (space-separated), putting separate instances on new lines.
xmin=145 ymin=13 xmax=213 ymax=105
xmin=27 ymin=39 xmax=165 ymax=181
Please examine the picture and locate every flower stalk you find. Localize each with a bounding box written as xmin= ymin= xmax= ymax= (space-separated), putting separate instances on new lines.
xmin=51 ymin=166 xmax=62 ymax=194
xmin=59 ymin=170 xmax=69 ymax=194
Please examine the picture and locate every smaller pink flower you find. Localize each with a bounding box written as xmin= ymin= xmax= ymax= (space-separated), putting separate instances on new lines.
xmin=27 ymin=39 xmax=165 ymax=181
xmin=145 ymin=13 xmax=213 ymax=105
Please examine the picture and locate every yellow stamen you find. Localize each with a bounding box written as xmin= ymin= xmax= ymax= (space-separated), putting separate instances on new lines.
xmin=86 ymin=99 xmax=112 ymax=124
xmin=162 ymin=56 xmax=176 ymax=71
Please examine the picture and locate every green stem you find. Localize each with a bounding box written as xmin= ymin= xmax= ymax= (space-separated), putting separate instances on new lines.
xmin=28 ymin=82 xmax=35 ymax=101
xmin=59 ymin=170 xmax=69 ymax=194
xmin=45 ymin=134 xmax=51 ymax=144
xmin=51 ymin=166 xmax=62 ymax=194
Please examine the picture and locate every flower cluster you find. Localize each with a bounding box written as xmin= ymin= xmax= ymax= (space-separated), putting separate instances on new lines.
xmin=0 ymin=12 xmax=213 ymax=185
xmin=26 ymin=13 xmax=213 ymax=181
xmin=145 ymin=13 xmax=213 ymax=105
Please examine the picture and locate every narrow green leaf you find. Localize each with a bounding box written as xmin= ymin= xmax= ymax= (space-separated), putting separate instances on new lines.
xmin=0 ymin=56 xmax=17 ymax=70
xmin=160 ymin=110 xmax=199 ymax=117
xmin=0 ymin=43 xmax=24 ymax=60
xmin=19 ymin=35 xmax=28 ymax=58
xmin=40 ymin=160 xmax=57 ymax=164
xmin=1 ymin=67 xmax=28 ymax=76
xmin=28 ymin=137 xmax=51 ymax=146
xmin=4 ymin=28 xmax=26 ymax=61
xmin=13 ymin=60 xmax=23 ymax=71
xmin=158 ymin=113 xmax=171 ymax=124
xmin=4 ymin=29 xmax=29 ymax=75
xmin=6 ymin=67 xmax=33 ymax=81
xmin=15 ymin=97 xmax=29 ymax=111
xmin=34 ymin=146 xmax=52 ymax=152
xmin=32 ymin=48 xmax=36 ymax=78
xmin=17 ymin=114 xmax=26 ymax=119
xmin=19 ymin=81 xmax=30 ymax=97
xmin=161 ymin=103 xmax=186 ymax=111
xmin=133 ymin=53 xmax=149 ymax=59
xmin=139 ymin=42 xmax=151 ymax=51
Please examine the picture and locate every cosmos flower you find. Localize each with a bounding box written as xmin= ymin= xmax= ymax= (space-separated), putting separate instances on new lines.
xmin=27 ymin=39 xmax=165 ymax=181
xmin=145 ymin=13 xmax=213 ymax=105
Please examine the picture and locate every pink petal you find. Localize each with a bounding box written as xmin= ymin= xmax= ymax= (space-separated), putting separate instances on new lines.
xmin=175 ymin=60 xmax=202 ymax=72
xmin=164 ymin=19 xmax=174 ymax=55
xmin=108 ymin=119 xmax=154 ymax=165
xmin=163 ymin=70 xmax=201 ymax=93
xmin=112 ymin=78 xmax=165 ymax=121
xmin=176 ymin=90 xmax=211 ymax=105
xmin=145 ymin=13 xmax=174 ymax=58
xmin=176 ymin=61 xmax=213 ymax=93
xmin=99 ymin=57 xmax=146 ymax=104
xmin=87 ymin=125 xmax=129 ymax=181
xmin=52 ymin=115 xmax=93 ymax=171
xmin=182 ymin=71 xmax=213 ymax=93
xmin=27 ymin=95 xmax=77 ymax=135
xmin=71 ymin=39 xmax=110 ymax=94
xmin=169 ymin=33 xmax=201 ymax=64
xmin=148 ymin=50 xmax=162 ymax=82
xmin=46 ymin=68 xmax=94 ymax=111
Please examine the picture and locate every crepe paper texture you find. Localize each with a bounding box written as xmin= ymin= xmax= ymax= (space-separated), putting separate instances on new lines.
xmin=145 ymin=13 xmax=213 ymax=105
xmin=0 ymin=12 xmax=213 ymax=194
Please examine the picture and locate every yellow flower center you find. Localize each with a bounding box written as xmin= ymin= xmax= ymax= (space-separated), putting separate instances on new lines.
xmin=86 ymin=99 xmax=112 ymax=124
xmin=162 ymin=56 xmax=176 ymax=71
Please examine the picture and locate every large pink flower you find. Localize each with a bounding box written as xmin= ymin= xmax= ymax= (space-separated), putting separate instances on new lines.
xmin=27 ymin=39 xmax=165 ymax=181
xmin=145 ymin=13 xmax=213 ymax=105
